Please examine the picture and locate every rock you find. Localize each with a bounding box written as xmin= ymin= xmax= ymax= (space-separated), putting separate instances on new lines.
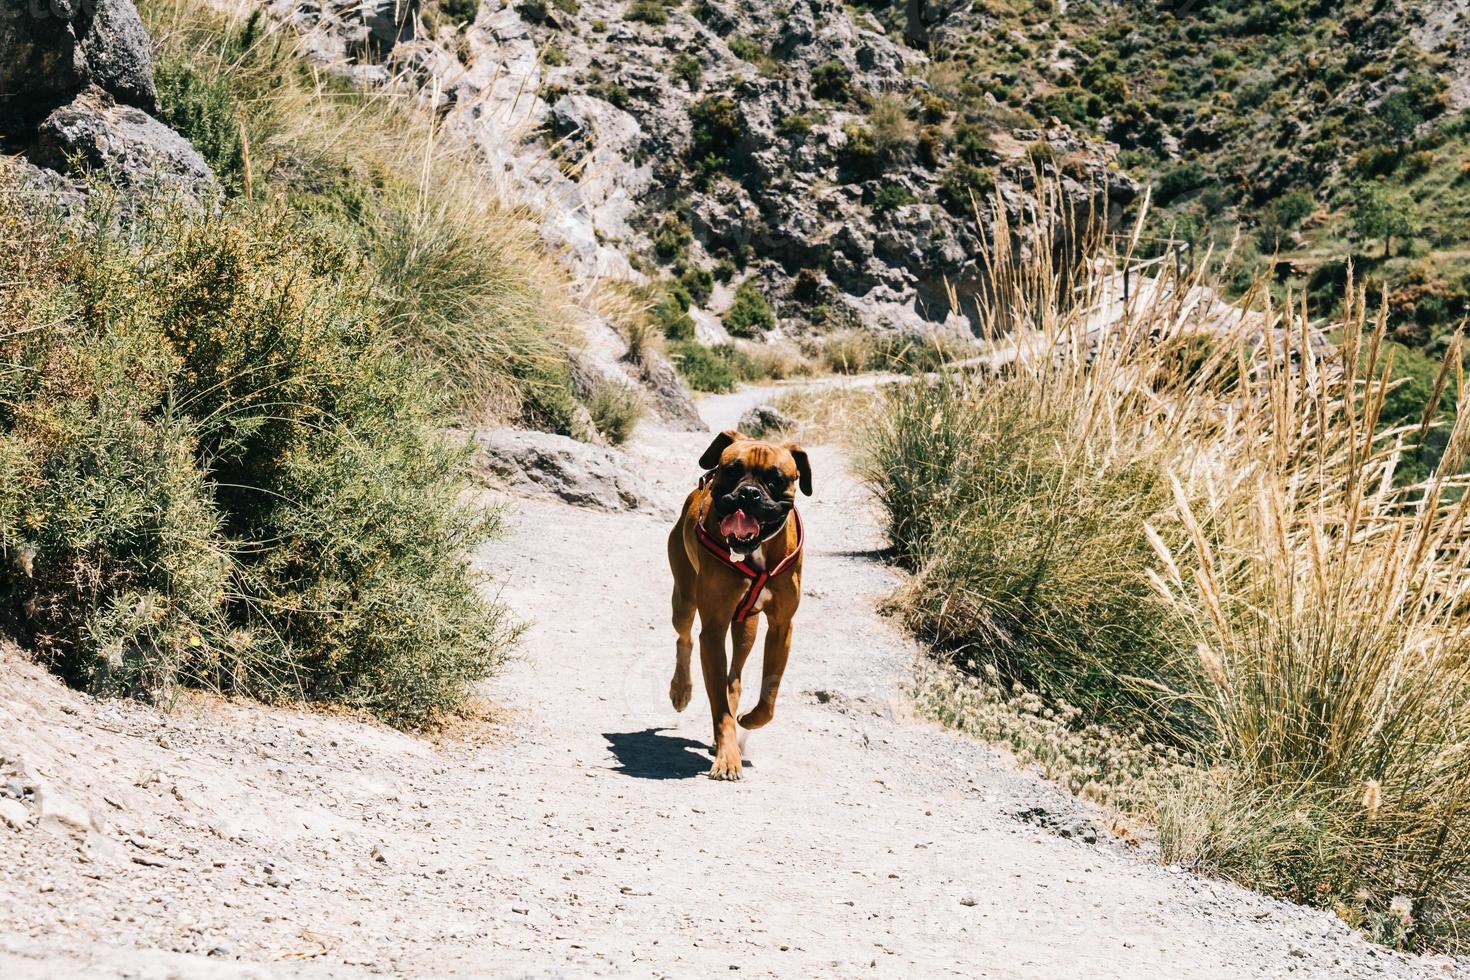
xmin=0 ymin=797 xmax=31 ymax=831
xmin=0 ymin=0 xmax=156 ymax=122
xmin=633 ymin=350 xmax=705 ymax=432
xmin=469 ymin=429 xmax=668 ymax=516
xmin=1014 ymin=805 xmax=1101 ymax=845
xmin=36 ymin=786 xmax=95 ymax=834
xmin=78 ymin=0 xmax=159 ymax=112
xmin=0 ymin=0 xmax=89 ymax=122
xmin=737 ymin=405 xmax=796 ymax=437
xmin=29 ymin=87 xmax=216 ymax=193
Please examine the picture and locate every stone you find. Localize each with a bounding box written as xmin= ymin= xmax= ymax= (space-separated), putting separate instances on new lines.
xmin=36 ymin=787 xmax=94 ymax=834
xmin=0 ymin=0 xmax=156 ymax=122
xmin=469 ymin=429 xmax=668 ymax=516
xmin=737 ymin=405 xmax=797 ymax=438
xmin=0 ymin=797 xmax=30 ymax=831
xmin=30 ymin=87 xmax=216 ymax=193
xmin=78 ymin=0 xmax=158 ymax=112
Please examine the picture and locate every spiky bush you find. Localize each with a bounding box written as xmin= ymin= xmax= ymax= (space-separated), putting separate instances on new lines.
xmin=0 ymin=188 xmax=516 ymax=726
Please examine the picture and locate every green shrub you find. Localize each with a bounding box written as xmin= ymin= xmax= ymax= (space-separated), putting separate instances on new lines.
xmin=652 ymin=288 xmax=695 ymax=340
xmin=670 ymin=341 xmax=737 ymax=392
xmin=728 ymin=37 xmax=764 ymax=61
xmin=654 ymin=215 xmax=693 ymax=262
xmin=688 ymin=96 xmax=742 ymax=175
xmin=153 ymin=58 xmax=246 ymax=192
xmin=587 ymin=380 xmax=645 ymax=444
xmin=811 ymin=60 xmax=852 ymax=102
xmin=872 ymin=184 xmax=918 ymax=213
xmin=680 ymin=265 xmax=714 ymax=303
xmin=777 ymin=112 xmax=817 ymax=139
xmin=938 ymin=163 xmax=996 ymax=214
xmin=437 ymin=0 xmax=479 ymax=26
xmin=0 ymin=195 xmax=516 ymax=726
xmin=673 ymin=53 xmax=702 ymax=88
xmin=626 ymin=0 xmax=667 ymax=24
xmin=723 ymin=280 xmax=775 ymax=337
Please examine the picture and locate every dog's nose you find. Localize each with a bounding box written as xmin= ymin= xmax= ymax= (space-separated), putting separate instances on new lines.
xmin=735 ymin=483 xmax=762 ymax=502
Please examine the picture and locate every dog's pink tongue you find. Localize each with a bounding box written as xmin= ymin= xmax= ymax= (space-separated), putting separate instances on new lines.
xmin=720 ymin=509 xmax=760 ymax=540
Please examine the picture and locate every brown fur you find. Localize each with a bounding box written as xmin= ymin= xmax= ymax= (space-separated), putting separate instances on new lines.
xmin=667 ymin=431 xmax=811 ymax=780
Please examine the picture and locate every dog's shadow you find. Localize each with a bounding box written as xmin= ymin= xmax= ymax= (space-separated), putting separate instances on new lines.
xmin=604 ymin=727 xmax=723 ymax=780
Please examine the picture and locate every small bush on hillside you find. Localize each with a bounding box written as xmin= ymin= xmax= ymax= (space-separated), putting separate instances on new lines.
xmin=652 ymin=288 xmax=696 ymax=340
xmin=670 ymin=341 xmax=737 ymax=392
xmin=587 ymin=380 xmax=645 ymax=445
xmin=872 ymin=184 xmax=918 ymax=213
xmin=723 ymin=280 xmax=775 ymax=337
xmin=728 ymin=37 xmax=764 ymax=62
xmin=626 ymin=0 xmax=667 ymax=22
xmin=688 ymin=96 xmax=742 ymax=176
xmin=673 ymin=53 xmax=702 ymax=88
xmin=654 ymin=215 xmax=693 ymax=262
xmin=811 ymin=60 xmax=852 ymax=102
xmin=680 ymin=266 xmax=714 ymax=304
xmin=436 ymin=0 xmax=479 ymax=26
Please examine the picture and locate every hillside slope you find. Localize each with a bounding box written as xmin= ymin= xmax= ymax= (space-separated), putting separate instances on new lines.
xmin=893 ymin=0 xmax=1470 ymax=349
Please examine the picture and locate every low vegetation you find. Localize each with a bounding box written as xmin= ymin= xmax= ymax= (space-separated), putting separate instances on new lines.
xmin=864 ymin=191 xmax=1470 ymax=950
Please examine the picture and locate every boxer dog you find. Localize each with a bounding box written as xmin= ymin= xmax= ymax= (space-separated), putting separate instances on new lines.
xmin=667 ymin=429 xmax=811 ymax=780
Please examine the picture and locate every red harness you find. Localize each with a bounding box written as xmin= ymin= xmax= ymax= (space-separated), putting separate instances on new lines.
xmin=694 ymin=477 xmax=804 ymax=622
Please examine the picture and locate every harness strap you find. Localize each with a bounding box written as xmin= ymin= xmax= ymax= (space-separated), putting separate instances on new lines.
xmin=694 ymin=492 xmax=804 ymax=622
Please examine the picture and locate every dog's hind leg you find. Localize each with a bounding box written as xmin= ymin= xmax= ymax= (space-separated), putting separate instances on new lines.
xmin=668 ymin=532 xmax=696 ymax=713
xmin=738 ymin=617 xmax=791 ymax=730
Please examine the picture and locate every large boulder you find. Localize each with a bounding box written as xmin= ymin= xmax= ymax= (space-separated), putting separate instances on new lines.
xmin=78 ymin=0 xmax=160 ymax=112
xmin=30 ymin=87 xmax=215 ymax=192
xmin=469 ymin=429 xmax=669 ymax=516
xmin=0 ymin=0 xmax=156 ymax=123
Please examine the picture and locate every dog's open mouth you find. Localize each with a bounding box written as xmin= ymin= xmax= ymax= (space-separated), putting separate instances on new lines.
xmin=719 ymin=509 xmax=761 ymax=545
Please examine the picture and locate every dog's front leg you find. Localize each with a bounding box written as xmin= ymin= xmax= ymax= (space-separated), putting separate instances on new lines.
xmin=698 ymin=622 xmax=743 ymax=780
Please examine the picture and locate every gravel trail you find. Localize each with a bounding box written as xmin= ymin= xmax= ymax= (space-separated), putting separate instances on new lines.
xmin=0 ymin=382 xmax=1459 ymax=978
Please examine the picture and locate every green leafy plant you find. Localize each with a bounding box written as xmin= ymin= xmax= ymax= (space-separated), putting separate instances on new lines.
xmin=723 ymin=280 xmax=775 ymax=337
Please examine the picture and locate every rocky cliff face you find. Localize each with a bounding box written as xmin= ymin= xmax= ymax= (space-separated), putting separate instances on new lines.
xmin=1 ymin=0 xmax=213 ymax=193
xmin=266 ymin=0 xmax=1135 ymax=340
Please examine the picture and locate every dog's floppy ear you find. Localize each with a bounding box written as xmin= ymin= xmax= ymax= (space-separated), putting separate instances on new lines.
xmin=784 ymin=443 xmax=812 ymax=496
xmin=699 ymin=430 xmax=743 ymax=469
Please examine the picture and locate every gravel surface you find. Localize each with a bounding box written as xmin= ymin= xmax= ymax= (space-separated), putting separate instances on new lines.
xmin=0 ymin=380 xmax=1461 ymax=978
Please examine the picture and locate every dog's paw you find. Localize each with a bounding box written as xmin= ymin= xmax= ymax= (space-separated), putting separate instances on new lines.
xmin=669 ymin=675 xmax=692 ymax=712
xmin=737 ymin=704 xmax=773 ymax=730
xmin=708 ymin=750 xmax=744 ymax=781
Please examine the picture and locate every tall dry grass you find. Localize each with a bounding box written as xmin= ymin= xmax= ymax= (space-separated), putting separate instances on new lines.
xmin=142 ymin=0 xmax=590 ymax=431
xmin=867 ymin=182 xmax=1470 ymax=947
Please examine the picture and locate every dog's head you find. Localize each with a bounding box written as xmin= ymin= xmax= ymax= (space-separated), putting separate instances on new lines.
xmin=699 ymin=430 xmax=811 ymax=549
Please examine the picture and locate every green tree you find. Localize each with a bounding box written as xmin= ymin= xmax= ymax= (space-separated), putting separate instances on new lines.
xmin=1350 ymin=183 xmax=1415 ymax=259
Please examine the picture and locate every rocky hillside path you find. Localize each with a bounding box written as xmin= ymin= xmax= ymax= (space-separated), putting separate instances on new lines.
xmin=0 ymin=380 xmax=1458 ymax=978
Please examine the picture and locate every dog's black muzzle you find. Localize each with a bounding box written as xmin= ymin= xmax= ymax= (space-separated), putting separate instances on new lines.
xmin=716 ymin=482 xmax=791 ymax=529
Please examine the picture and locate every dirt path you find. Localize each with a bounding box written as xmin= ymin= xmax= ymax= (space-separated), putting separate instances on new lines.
xmin=0 ymin=383 xmax=1460 ymax=978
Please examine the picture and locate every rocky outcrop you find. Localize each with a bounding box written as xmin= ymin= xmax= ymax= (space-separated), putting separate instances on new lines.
xmin=0 ymin=0 xmax=158 ymax=122
xmin=1 ymin=0 xmax=215 ymax=195
xmin=258 ymin=0 xmax=1137 ymax=341
xmin=468 ymin=429 xmax=669 ymax=515
xmin=29 ymin=87 xmax=214 ymax=191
